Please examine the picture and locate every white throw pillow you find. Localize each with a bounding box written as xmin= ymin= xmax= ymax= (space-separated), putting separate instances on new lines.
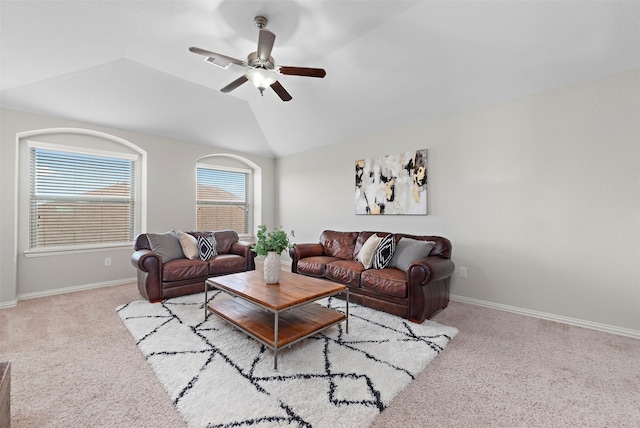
xmin=357 ymin=234 xmax=383 ymax=269
xmin=177 ymin=231 xmax=199 ymax=260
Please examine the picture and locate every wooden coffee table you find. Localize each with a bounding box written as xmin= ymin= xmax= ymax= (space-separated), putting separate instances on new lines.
xmin=205 ymin=270 xmax=348 ymax=370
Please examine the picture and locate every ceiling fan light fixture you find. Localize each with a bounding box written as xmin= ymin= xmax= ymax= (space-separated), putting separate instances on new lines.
xmin=245 ymin=67 xmax=277 ymax=96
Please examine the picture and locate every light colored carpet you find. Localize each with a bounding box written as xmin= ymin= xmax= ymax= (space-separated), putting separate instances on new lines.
xmin=1 ymin=282 xmax=639 ymax=427
xmin=117 ymin=291 xmax=458 ymax=427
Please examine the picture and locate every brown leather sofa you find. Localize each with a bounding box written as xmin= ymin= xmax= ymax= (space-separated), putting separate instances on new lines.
xmin=290 ymin=230 xmax=454 ymax=323
xmin=131 ymin=230 xmax=255 ymax=302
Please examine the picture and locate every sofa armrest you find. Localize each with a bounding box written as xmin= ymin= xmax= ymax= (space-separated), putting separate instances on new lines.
xmin=229 ymin=241 xmax=257 ymax=270
xmin=408 ymin=256 xmax=455 ymax=284
xmin=131 ymin=249 xmax=162 ymax=272
xmin=289 ymin=243 xmax=325 ymax=272
xmin=131 ymin=249 xmax=163 ymax=302
xmin=407 ymin=256 xmax=455 ymax=323
xmin=290 ymin=243 xmax=324 ymax=259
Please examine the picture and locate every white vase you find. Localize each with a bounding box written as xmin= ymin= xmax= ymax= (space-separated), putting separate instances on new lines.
xmin=263 ymin=251 xmax=281 ymax=284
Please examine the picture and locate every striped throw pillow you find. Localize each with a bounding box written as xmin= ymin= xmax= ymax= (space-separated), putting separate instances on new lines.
xmin=197 ymin=234 xmax=218 ymax=261
xmin=372 ymin=234 xmax=396 ymax=269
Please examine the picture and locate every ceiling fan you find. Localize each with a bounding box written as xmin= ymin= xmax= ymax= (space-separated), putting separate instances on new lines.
xmin=189 ymin=15 xmax=326 ymax=102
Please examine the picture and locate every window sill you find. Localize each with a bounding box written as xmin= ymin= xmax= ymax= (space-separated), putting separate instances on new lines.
xmin=24 ymin=243 xmax=132 ymax=258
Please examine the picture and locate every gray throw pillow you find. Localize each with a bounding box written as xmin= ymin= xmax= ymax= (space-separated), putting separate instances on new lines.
xmin=147 ymin=230 xmax=185 ymax=263
xmin=388 ymin=238 xmax=435 ymax=272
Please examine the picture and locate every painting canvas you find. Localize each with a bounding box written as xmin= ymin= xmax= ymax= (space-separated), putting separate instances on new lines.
xmin=355 ymin=149 xmax=428 ymax=215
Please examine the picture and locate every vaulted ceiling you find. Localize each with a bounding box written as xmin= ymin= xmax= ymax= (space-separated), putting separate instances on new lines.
xmin=2 ymin=1 xmax=639 ymax=158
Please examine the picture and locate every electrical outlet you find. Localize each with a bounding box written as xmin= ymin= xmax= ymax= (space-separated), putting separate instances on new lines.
xmin=104 ymin=257 xmax=112 ymax=267
xmin=459 ymin=267 xmax=467 ymax=278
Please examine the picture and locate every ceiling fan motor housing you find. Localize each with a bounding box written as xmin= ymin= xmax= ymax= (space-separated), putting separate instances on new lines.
xmin=247 ymin=52 xmax=275 ymax=70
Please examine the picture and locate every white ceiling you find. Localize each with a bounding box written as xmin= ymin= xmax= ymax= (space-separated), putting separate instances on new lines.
xmin=2 ymin=0 xmax=639 ymax=158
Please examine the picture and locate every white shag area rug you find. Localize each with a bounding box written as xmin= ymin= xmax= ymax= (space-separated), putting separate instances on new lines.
xmin=117 ymin=291 xmax=458 ymax=428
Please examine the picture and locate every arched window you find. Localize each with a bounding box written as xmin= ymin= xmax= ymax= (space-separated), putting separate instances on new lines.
xmin=20 ymin=129 xmax=145 ymax=254
xmin=196 ymin=155 xmax=260 ymax=238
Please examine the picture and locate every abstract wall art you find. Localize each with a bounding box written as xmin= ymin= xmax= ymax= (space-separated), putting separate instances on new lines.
xmin=355 ymin=149 xmax=428 ymax=215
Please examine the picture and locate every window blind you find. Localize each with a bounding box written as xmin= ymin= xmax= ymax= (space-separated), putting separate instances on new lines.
xmin=29 ymin=147 xmax=136 ymax=249
xmin=196 ymin=167 xmax=251 ymax=234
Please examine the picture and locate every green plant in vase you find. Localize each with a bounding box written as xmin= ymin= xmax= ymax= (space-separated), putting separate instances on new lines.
xmin=252 ymin=225 xmax=295 ymax=284
xmin=251 ymin=225 xmax=296 ymax=256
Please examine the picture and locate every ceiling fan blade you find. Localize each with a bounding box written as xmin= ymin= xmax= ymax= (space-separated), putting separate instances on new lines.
xmin=257 ymin=29 xmax=276 ymax=61
xmin=278 ymin=66 xmax=326 ymax=78
xmin=271 ymin=81 xmax=292 ymax=102
xmin=188 ymin=47 xmax=247 ymax=67
xmin=221 ymin=75 xmax=248 ymax=93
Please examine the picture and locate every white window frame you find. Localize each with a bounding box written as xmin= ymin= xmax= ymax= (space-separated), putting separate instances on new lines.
xmin=196 ymin=163 xmax=253 ymax=238
xmin=21 ymin=132 xmax=145 ymax=257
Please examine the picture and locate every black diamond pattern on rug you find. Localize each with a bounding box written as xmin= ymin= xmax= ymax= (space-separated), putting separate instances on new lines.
xmin=117 ymin=291 xmax=458 ymax=427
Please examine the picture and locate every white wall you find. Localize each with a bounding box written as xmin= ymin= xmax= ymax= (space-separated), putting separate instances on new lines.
xmin=278 ymin=68 xmax=640 ymax=334
xmin=0 ymin=108 xmax=276 ymax=304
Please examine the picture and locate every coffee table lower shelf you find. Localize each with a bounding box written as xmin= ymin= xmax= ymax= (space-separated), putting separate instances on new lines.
xmin=208 ymin=297 xmax=346 ymax=369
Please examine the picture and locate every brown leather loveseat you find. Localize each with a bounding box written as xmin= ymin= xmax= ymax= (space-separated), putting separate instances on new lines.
xmin=290 ymin=230 xmax=454 ymax=323
xmin=132 ymin=230 xmax=255 ymax=302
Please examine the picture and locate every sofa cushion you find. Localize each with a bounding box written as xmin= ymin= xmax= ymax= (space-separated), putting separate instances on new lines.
xmin=198 ymin=234 xmax=218 ymax=260
xmin=177 ymin=231 xmax=199 ymax=260
xmin=373 ymin=234 xmax=396 ymax=269
xmin=360 ymin=268 xmax=407 ymax=298
xmin=208 ymin=254 xmax=246 ymax=275
xmin=388 ymin=238 xmax=435 ymax=271
xmin=325 ymin=260 xmax=365 ymax=287
xmin=213 ymin=230 xmax=239 ymax=254
xmin=320 ymin=230 xmax=359 ymax=260
xmin=297 ymin=256 xmax=341 ymax=277
xmin=162 ymin=258 xmax=208 ymax=282
xmin=148 ymin=230 xmax=184 ymax=263
xmin=357 ymin=234 xmax=382 ymax=269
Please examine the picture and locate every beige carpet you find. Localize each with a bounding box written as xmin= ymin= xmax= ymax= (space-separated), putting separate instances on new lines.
xmin=1 ymin=282 xmax=639 ymax=427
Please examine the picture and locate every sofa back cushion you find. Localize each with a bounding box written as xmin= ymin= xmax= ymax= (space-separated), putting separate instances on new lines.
xmin=320 ymin=230 xmax=359 ymax=259
xmin=135 ymin=230 xmax=240 ymax=256
xmin=213 ymin=230 xmax=239 ymax=254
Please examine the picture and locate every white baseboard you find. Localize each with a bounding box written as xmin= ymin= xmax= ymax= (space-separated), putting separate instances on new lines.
xmin=450 ymin=294 xmax=640 ymax=340
xmin=0 ymin=300 xmax=18 ymax=309
xmin=16 ymin=277 xmax=136 ymax=302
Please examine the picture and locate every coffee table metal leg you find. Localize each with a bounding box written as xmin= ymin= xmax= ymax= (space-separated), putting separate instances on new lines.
xmin=274 ymin=313 xmax=279 ymax=370
xmin=346 ymin=288 xmax=349 ymax=334
xmin=204 ymin=282 xmax=208 ymax=321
